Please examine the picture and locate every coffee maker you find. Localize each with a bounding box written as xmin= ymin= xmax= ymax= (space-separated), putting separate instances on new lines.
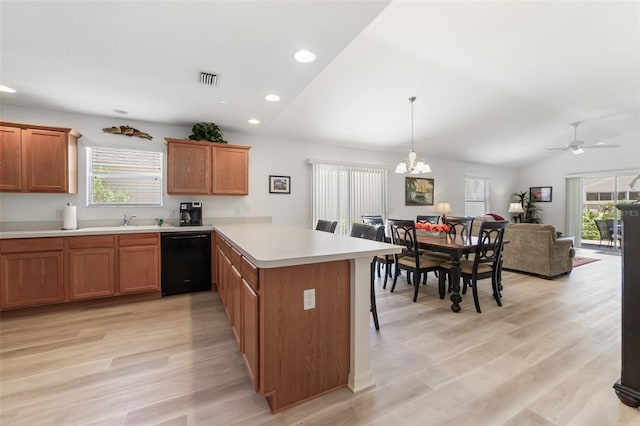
xmin=179 ymin=202 xmax=202 ymax=226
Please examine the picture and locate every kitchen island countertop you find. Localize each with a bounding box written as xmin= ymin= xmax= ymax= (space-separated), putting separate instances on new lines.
xmin=215 ymin=222 xmax=401 ymax=268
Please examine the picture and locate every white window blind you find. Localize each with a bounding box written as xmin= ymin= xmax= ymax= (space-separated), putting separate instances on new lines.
xmin=465 ymin=176 xmax=490 ymax=217
xmin=87 ymin=147 xmax=163 ymax=207
xmin=312 ymin=163 xmax=387 ymax=235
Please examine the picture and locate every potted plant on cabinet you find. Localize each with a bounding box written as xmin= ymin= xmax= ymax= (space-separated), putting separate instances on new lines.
xmin=189 ymin=122 xmax=227 ymax=143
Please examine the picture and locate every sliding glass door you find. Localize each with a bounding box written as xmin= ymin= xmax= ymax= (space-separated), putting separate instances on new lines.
xmin=582 ymin=174 xmax=638 ymax=248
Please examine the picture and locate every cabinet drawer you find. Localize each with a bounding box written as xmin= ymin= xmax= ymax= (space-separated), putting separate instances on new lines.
xmin=0 ymin=237 xmax=64 ymax=253
xmin=241 ymin=256 xmax=258 ymax=291
xmin=229 ymin=246 xmax=242 ymax=267
xmin=119 ymin=233 xmax=159 ymax=246
xmin=67 ymin=235 xmax=114 ymax=249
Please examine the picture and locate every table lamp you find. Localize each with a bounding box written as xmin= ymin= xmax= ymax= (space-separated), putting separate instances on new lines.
xmin=437 ymin=202 xmax=452 ymax=222
xmin=508 ymin=202 xmax=525 ymax=223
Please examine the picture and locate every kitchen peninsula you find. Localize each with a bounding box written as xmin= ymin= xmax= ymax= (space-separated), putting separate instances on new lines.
xmin=213 ymin=223 xmax=401 ymax=412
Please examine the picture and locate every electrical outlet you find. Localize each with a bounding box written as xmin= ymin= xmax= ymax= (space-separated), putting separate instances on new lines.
xmin=303 ymin=289 xmax=315 ymax=310
xmin=56 ymin=209 xmax=63 ymax=219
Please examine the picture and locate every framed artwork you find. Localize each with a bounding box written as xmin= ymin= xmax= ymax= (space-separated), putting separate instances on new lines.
xmin=269 ymin=175 xmax=290 ymax=194
xmin=405 ymin=177 xmax=434 ymax=206
xmin=530 ymin=186 xmax=552 ymax=202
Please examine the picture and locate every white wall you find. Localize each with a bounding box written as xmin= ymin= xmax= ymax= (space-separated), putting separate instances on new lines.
xmin=517 ymin=132 xmax=640 ymax=233
xmin=1 ymin=105 xmax=518 ymax=228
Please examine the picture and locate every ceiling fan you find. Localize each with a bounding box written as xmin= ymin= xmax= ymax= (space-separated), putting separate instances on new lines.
xmin=546 ymin=122 xmax=620 ymax=155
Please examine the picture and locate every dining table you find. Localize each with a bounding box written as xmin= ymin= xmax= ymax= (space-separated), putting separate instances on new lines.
xmin=415 ymin=233 xmax=480 ymax=313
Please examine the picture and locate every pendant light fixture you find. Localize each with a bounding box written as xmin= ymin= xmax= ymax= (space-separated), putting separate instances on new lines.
xmin=395 ymin=96 xmax=431 ymax=174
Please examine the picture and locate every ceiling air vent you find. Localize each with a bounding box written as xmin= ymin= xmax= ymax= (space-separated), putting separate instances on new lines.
xmin=199 ymin=71 xmax=220 ymax=87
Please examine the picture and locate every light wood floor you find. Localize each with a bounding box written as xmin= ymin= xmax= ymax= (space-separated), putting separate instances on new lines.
xmin=1 ymin=248 xmax=639 ymax=425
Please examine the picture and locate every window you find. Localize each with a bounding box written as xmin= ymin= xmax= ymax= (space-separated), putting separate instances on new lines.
xmin=87 ymin=147 xmax=163 ymax=207
xmin=311 ymin=163 xmax=387 ymax=235
xmin=464 ymin=176 xmax=489 ymax=217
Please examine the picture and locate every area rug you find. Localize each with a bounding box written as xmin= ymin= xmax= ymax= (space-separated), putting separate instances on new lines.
xmin=573 ymin=256 xmax=601 ymax=268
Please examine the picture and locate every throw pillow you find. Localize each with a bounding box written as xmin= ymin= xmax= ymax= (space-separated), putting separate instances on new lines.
xmin=486 ymin=213 xmax=505 ymax=221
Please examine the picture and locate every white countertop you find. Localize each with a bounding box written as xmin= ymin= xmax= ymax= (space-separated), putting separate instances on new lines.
xmin=215 ymin=223 xmax=402 ymax=268
xmin=0 ymin=225 xmax=214 ymax=239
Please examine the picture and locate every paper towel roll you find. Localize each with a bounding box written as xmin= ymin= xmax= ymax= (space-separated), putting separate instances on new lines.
xmin=62 ymin=203 xmax=77 ymax=230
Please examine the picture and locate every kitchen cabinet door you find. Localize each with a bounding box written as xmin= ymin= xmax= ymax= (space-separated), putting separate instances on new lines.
xmin=167 ymin=140 xmax=211 ymax=194
xmin=242 ymin=278 xmax=259 ymax=392
xmin=0 ymin=250 xmax=64 ymax=309
xmin=211 ymin=145 xmax=249 ymax=195
xmin=68 ymin=236 xmax=116 ymax=300
xmin=118 ymin=234 xmax=159 ymax=294
xmin=231 ymin=264 xmax=243 ymax=348
xmin=68 ymin=248 xmax=115 ymax=300
xmin=222 ymin=254 xmax=233 ymax=323
xmin=0 ymin=125 xmax=23 ymax=191
xmin=24 ymin=128 xmax=70 ymax=192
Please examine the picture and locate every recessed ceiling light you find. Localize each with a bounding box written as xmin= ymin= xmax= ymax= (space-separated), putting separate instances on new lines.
xmin=294 ymin=50 xmax=316 ymax=63
xmin=248 ymin=119 xmax=260 ymax=125
xmin=113 ymin=109 xmax=128 ymax=115
xmin=0 ymin=85 xmax=16 ymax=93
xmin=265 ymin=94 xmax=280 ymax=102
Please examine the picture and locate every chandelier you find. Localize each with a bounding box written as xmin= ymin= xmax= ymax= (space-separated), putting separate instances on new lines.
xmin=395 ymin=96 xmax=431 ymax=174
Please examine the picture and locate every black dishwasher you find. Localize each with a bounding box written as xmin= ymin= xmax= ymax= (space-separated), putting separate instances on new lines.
xmin=161 ymin=232 xmax=211 ymax=296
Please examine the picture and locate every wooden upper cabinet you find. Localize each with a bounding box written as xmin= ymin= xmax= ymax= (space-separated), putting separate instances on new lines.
xmin=0 ymin=122 xmax=80 ymax=193
xmin=165 ymin=138 xmax=250 ymax=196
xmin=212 ymin=145 xmax=249 ymax=195
xmin=166 ymin=139 xmax=211 ymax=194
xmin=0 ymin=126 xmax=23 ymax=191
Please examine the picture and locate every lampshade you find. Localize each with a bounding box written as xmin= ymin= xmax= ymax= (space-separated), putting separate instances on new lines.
xmin=395 ymin=97 xmax=431 ymax=174
xmin=508 ymin=202 xmax=524 ymax=213
xmin=437 ymin=202 xmax=452 ymax=214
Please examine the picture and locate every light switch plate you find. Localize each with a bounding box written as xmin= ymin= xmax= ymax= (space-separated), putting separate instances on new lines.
xmin=304 ymin=289 xmax=315 ymax=310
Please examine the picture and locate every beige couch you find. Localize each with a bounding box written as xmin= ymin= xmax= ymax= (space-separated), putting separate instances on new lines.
xmin=472 ymin=218 xmax=575 ymax=279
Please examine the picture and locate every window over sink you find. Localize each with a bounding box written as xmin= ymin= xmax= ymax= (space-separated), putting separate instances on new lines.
xmin=86 ymin=147 xmax=163 ymax=207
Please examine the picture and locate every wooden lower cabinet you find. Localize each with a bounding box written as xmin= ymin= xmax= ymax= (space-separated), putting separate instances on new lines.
xmin=67 ymin=235 xmax=115 ymax=300
xmin=1 ymin=233 xmax=160 ymax=310
xmin=0 ymin=238 xmax=64 ymax=309
xmin=242 ymin=278 xmax=259 ymax=392
xmin=118 ymin=234 xmax=159 ymax=294
xmin=231 ymin=264 xmax=242 ymax=347
xmin=216 ymin=235 xmax=350 ymax=412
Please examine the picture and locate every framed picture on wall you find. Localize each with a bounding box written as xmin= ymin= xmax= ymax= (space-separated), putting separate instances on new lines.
xmin=405 ymin=177 xmax=434 ymax=206
xmin=530 ymin=186 xmax=552 ymax=202
xmin=269 ymin=175 xmax=290 ymax=194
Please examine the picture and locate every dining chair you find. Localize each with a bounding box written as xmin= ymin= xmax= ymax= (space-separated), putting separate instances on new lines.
xmin=350 ymin=223 xmax=384 ymax=330
xmin=315 ymin=219 xmax=338 ymax=233
xmin=362 ymin=215 xmax=384 ymax=225
xmin=361 ymin=215 xmax=394 ymax=287
xmin=444 ymin=216 xmax=474 ymax=242
xmin=387 ymin=219 xmax=441 ymax=302
xmin=438 ymin=221 xmax=507 ymax=313
xmin=416 ymin=215 xmax=440 ymax=224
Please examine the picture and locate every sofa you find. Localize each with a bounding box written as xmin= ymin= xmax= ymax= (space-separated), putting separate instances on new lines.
xmin=472 ymin=218 xmax=575 ymax=279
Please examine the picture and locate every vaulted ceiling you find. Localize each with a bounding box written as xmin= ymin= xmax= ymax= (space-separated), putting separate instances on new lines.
xmin=1 ymin=1 xmax=638 ymax=167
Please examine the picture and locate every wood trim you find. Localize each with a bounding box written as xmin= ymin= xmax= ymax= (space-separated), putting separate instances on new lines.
xmin=0 ymin=121 xmax=82 ymax=137
xmin=164 ymin=137 xmax=251 ymax=150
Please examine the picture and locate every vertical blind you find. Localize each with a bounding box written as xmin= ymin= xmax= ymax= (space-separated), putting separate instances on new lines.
xmin=87 ymin=147 xmax=163 ymax=206
xmin=311 ymin=163 xmax=387 ymax=235
xmin=464 ymin=176 xmax=490 ymax=217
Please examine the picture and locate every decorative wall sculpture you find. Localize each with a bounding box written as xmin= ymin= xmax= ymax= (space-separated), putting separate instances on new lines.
xmin=102 ymin=125 xmax=152 ymax=140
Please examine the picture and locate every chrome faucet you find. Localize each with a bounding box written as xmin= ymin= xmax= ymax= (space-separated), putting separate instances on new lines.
xmin=123 ymin=214 xmax=137 ymax=226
